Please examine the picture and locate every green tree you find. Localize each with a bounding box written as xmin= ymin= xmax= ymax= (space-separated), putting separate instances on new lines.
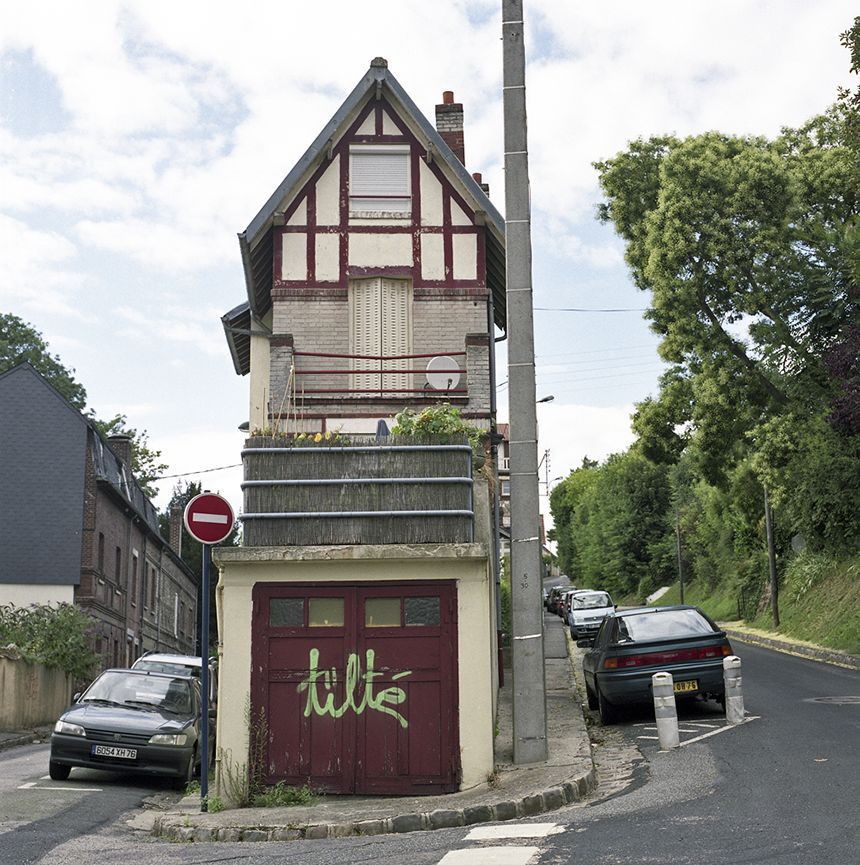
xmin=2 ymin=314 xmax=168 ymax=498
xmin=595 ymin=110 xmax=858 ymax=483
xmin=0 ymin=313 xmax=87 ymax=408
xmin=548 ymin=457 xmax=599 ymax=579
xmin=94 ymin=415 xmax=168 ymax=499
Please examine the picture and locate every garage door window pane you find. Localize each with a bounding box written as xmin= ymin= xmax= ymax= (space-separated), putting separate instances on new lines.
xmin=308 ymin=598 xmax=344 ymax=627
xmin=365 ymin=598 xmax=401 ymax=627
xmin=405 ymin=596 xmax=440 ymax=626
xmin=270 ymin=598 xmax=304 ymax=627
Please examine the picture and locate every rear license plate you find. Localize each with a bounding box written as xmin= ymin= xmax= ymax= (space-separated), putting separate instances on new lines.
xmin=674 ymin=680 xmax=697 ymax=693
xmin=92 ymin=745 xmax=137 ymax=759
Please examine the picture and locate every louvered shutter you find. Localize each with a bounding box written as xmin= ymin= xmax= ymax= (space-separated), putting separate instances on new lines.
xmin=349 ymin=277 xmax=412 ymax=396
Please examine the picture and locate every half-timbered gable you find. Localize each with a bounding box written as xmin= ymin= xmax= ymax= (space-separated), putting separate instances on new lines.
xmin=223 ymin=57 xmax=506 ymax=436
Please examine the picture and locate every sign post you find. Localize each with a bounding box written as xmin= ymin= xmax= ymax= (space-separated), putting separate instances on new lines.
xmin=183 ymin=491 xmax=234 ymax=812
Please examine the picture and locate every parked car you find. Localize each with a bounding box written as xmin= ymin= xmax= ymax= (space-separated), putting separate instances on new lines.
xmin=567 ymin=590 xmax=615 ymax=639
xmin=559 ymin=588 xmax=587 ymax=621
xmin=546 ymin=586 xmax=566 ymax=614
xmin=49 ymin=668 xmax=213 ymax=786
xmin=132 ymin=652 xmax=217 ymax=706
xmin=579 ymin=605 xmax=734 ymax=725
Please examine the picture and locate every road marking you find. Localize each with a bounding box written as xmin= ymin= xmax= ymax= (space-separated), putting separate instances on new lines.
xmin=439 ymin=847 xmax=540 ymax=865
xmin=636 ymin=716 xmax=760 ymax=747
xmin=20 ymin=780 xmax=103 ymax=791
xmin=466 ymin=823 xmax=559 ymax=839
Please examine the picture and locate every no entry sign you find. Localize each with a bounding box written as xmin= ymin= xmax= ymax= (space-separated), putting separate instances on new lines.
xmin=184 ymin=492 xmax=234 ymax=545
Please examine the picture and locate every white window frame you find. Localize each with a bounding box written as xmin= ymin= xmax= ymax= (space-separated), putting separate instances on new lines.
xmin=349 ymin=145 xmax=411 ymax=215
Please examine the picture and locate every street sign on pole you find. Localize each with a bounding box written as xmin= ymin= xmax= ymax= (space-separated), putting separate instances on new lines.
xmin=182 ymin=491 xmax=234 ymax=812
xmin=184 ymin=492 xmax=234 ymax=545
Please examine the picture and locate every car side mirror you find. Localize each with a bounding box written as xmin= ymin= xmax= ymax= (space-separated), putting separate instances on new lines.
xmin=576 ymin=638 xmax=594 ymax=649
xmin=73 ymin=693 xmax=82 ymax=703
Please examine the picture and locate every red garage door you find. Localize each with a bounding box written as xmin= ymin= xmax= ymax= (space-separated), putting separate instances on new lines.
xmin=251 ymin=581 xmax=460 ymax=795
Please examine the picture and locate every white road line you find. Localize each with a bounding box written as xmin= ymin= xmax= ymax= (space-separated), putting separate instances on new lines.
xmin=637 ymin=716 xmax=760 ymax=747
xmin=20 ymin=781 xmax=103 ymax=791
xmin=466 ymin=823 xmax=559 ymax=840
xmin=438 ymin=847 xmax=541 ymax=865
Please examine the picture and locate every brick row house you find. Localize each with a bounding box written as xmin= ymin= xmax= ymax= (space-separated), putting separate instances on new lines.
xmin=0 ymin=362 xmax=197 ymax=672
xmin=213 ymin=59 xmax=510 ymax=797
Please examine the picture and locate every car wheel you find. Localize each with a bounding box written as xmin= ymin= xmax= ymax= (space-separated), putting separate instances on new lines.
xmin=49 ymin=760 xmax=71 ymax=781
xmin=177 ymin=748 xmax=196 ymax=790
xmin=597 ymin=683 xmax=619 ymax=725
xmin=585 ymin=681 xmax=599 ymax=711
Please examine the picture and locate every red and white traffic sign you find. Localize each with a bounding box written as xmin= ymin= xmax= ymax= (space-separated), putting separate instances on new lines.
xmin=184 ymin=492 xmax=234 ymax=545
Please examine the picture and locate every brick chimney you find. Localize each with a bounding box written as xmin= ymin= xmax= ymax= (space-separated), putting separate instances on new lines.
xmin=435 ymin=91 xmax=465 ymax=165
xmin=170 ymin=504 xmax=183 ymax=555
xmin=107 ymin=434 xmax=132 ymax=468
xmin=472 ymin=172 xmax=490 ymax=196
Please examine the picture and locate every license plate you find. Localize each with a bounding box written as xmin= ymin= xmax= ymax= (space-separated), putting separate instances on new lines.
xmin=674 ymin=680 xmax=697 ymax=693
xmin=92 ymin=745 xmax=137 ymax=759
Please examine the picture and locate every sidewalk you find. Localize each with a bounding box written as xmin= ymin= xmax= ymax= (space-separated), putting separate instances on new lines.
xmin=142 ymin=612 xmax=597 ymax=842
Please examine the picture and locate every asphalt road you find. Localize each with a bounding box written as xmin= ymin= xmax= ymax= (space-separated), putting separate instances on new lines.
xmin=4 ymin=639 xmax=860 ymax=864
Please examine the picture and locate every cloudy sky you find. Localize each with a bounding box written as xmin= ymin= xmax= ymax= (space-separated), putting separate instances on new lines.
xmin=2 ymin=1 xmax=854 ymax=528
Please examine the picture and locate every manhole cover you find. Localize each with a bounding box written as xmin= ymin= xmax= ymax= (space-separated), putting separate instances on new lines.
xmin=810 ymin=696 xmax=860 ymax=705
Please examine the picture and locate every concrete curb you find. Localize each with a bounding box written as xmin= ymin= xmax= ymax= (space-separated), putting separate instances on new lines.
xmin=151 ymin=770 xmax=596 ymax=842
xmin=0 ymin=727 xmax=52 ymax=753
xmin=724 ymin=629 xmax=860 ymax=670
xmin=150 ymin=627 xmax=597 ymax=843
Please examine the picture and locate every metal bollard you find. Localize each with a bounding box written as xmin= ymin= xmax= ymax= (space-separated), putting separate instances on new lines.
xmin=723 ymin=655 xmax=744 ymax=725
xmin=652 ymin=672 xmax=679 ymax=749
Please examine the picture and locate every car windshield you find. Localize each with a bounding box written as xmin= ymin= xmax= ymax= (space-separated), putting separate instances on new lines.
xmin=615 ymin=609 xmax=716 ymax=643
xmin=82 ymin=671 xmax=193 ymax=714
xmin=572 ymin=593 xmax=612 ymax=610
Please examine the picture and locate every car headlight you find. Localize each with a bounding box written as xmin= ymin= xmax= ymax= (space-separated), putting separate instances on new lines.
xmin=54 ymin=720 xmax=86 ymax=737
xmin=149 ymin=733 xmax=189 ymax=746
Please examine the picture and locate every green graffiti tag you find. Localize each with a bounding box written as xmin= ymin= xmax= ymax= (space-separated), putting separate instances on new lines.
xmin=297 ymin=649 xmax=412 ymax=728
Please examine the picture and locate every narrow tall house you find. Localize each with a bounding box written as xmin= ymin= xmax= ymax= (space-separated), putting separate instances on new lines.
xmin=222 ymin=57 xmax=506 ymax=436
xmin=213 ymin=60 xmax=507 ymax=798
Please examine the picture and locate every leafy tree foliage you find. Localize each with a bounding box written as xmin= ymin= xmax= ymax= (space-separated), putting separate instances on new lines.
xmin=94 ymin=414 xmax=168 ymax=499
xmin=2 ymin=313 xmax=167 ymax=498
xmin=0 ymin=313 xmax=87 ymax=408
xmin=595 ymin=110 xmax=859 ymax=484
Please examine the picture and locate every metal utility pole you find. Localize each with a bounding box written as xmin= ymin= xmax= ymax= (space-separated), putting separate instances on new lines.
xmin=502 ymin=0 xmax=548 ymax=764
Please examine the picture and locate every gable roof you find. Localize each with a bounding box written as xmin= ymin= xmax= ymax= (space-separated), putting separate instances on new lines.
xmin=223 ymin=58 xmax=507 ymax=376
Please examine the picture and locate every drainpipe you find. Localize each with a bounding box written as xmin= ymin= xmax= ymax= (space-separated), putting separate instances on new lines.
xmin=489 ymin=289 xmax=505 ymax=686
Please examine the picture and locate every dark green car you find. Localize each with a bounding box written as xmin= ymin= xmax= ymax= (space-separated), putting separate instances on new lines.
xmin=580 ymin=605 xmax=734 ymax=725
xmin=49 ymin=668 xmax=211 ymax=786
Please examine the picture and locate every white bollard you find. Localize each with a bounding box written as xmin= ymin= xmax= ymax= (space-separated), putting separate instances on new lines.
xmin=652 ymin=672 xmax=679 ymax=749
xmin=723 ymin=655 xmax=745 ymax=725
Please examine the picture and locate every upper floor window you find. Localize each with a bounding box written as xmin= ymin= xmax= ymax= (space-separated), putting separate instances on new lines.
xmin=349 ymin=144 xmax=410 ymax=214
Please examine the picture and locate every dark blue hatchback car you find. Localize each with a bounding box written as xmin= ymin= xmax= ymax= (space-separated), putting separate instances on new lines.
xmin=579 ymin=605 xmax=734 ymax=724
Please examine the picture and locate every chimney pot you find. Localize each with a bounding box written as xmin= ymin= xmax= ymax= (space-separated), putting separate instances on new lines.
xmin=443 ymin=90 xmax=455 ymax=104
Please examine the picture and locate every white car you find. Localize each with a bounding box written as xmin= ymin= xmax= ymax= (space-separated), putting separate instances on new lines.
xmin=568 ymin=590 xmax=615 ymax=640
xmin=131 ymin=652 xmax=217 ymax=707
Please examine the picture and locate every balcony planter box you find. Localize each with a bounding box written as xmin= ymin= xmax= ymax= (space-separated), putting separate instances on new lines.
xmin=241 ymin=435 xmax=476 ymax=546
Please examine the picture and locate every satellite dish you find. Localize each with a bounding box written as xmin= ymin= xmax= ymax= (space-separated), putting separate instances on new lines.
xmin=426 ymin=356 xmax=461 ymax=391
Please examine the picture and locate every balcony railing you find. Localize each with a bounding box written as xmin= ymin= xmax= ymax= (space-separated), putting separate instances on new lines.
xmin=289 ymin=349 xmax=466 ymax=397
